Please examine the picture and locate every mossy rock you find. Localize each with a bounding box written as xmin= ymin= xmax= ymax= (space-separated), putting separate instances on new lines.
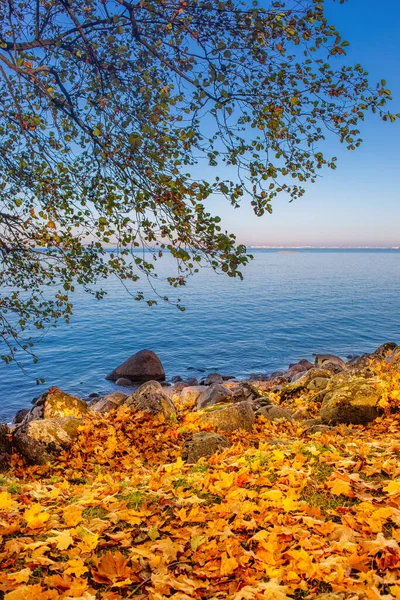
xmin=43 ymin=388 xmax=89 ymax=419
xmin=125 ymin=380 xmax=176 ymax=418
xmin=13 ymin=417 xmax=81 ymax=465
xmin=320 ymin=379 xmax=383 ymax=425
xmin=199 ymin=401 xmax=255 ymax=432
xmin=182 ymin=432 xmax=231 ymax=463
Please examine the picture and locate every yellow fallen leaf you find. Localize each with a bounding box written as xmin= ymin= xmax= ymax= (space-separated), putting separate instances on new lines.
xmin=220 ymin=552 xmax=239 ymax=576
xmin=326 ymin=478 xmax=354 ymax=497
xmin=24 ymin=504 xmax=50 ymax=529
xmin=47 ymin=529 xmax=74 ymax=550
xmin=383 ymin=480 xmax=400 ymax=496
xmin=7 ymin=568 xmax=32 ymax=584
xmin=63 ymin=504 xmax=83 ymax=526
xmin=63 ymin=558 xmax=89 ymax=577
xmin=0 ymin=491 xmax=13 ymax=511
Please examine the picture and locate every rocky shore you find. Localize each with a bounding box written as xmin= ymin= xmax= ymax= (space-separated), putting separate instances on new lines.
xmin=1 ymin=342 xmax=399 ymax=470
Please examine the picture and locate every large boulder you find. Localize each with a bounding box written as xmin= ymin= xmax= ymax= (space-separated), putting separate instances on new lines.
xmin=196 ymin=383 xmax=232 ymax=410
xmin=320 ymin=379 xmax=383 ymax=425
xmin=13 ymin=417 xmax=81 ymax=465
xmin=199 ymin=401 xmax=255 ymax=432
xmin=106 ymin=349 xmax=165 ymax=382
xmin=125 ymin=380 xmax=175 ymax=418
xmin=181 ymin=432 xmax=231 ymax=463
xmin=20 ymin=388 xmax=88 ymax=425
xmin=0 ymin=424 xmax=11 ymax=472
xmin=43 ymin=388 xmax=88 ymax=419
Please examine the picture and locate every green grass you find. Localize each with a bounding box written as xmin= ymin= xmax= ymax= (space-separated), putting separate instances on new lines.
xmin=82 ymin=506 xmax=109 ymax=519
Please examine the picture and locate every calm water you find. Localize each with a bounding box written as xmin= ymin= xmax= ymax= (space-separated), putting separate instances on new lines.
xmin=1 ymin=249 xmax=399 ymax=421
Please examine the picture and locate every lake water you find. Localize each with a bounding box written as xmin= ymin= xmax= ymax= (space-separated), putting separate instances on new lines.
xmin=1 ymin=249 xmax=399 ymax=422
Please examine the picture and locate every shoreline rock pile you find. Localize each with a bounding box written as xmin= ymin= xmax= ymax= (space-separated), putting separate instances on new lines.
xmin=1 ymin=342 xmax=399 ymax=469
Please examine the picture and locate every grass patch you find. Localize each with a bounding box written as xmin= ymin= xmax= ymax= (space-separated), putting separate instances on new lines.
xmin=82 ymin=506 xmax=108 ymax=519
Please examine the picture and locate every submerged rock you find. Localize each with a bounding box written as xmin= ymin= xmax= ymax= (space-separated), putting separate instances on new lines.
xmin=116 ymin=377 xmax=135 ymax=387
xmin=106 ymin=349 xmax=165 ymax=382
xmin=199 ymin=401 xmax=255 ymax=432
xmin=320 ymin=379 xmax=383 ymax=425
xmin=196 ymin=383 xmax=232 ymax=410
xmin=13 ymin=417 xmax=81 ymax=465
xmin=181 ymin=432 xmax=231 ymax=463
xmin=125 ymin=380 xmax=175 ymax=418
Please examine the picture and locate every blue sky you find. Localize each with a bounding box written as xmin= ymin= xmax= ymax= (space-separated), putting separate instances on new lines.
xmin=208 ymin=0 xmax=400 ymax=247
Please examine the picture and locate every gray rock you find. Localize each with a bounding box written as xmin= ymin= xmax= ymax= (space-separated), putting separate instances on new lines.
xmin=278 ymin=369 xmax=332 ymax=400
xmin=181 ymin=432 xmax=231 ymax=463
xmin=106 ymin=349 xmax=165 ymax=382
xmin=185 ymin=377 xmax=199 ymax=386
xmin=91 ymin=392 xmax=127 ymax=413
xmin=125 ymin=380 xmax=176 ymax=418
xmin=314 ymin=354 xmax=346 ymax=371
xmin=256 ymin=406 xmax=292 ymax=421
xmin=231 ymin=382 xmax=262 ymax=405
xmin=164 ymin=382 xmax=187 ymax=397
xmin=0 ymin=424 xmax=11 ymax=472
xmin=12 ymin=408 xmax=29 ymax=425
xmin=43 ymin=389 xmax=88 ymax=420
xmin=116 ymin=377 xmax=135 ymax=387
xmin=180 ymin=386 xmax=207 ymax=406
xmin=199 ymin=401 xmax=255 ymax=432
xmin=320 ymin=379 xmax=383 ymax=425
xmin=372 ymin=342 xmax=397 ymax=358
xmin=196 ymin=383 xmax=232 ymax=410
xmin=304 ymin=424 xmax=335 ymax=435
xmin=200 ymin=373 xmax=224 ymax=386
xmin=292 ymin=408 xmax=312 ymax=421
xmin=13 ymin=417 xmax=81 ymax=465
xmin=170 ymin=375 xmax=183 ymax=383
xmin=307 ymin=377 xmax=330 ymax=391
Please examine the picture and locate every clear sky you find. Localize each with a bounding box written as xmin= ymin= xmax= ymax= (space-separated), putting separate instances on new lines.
xmin=207 ymin=0 xmax=400 ymax=247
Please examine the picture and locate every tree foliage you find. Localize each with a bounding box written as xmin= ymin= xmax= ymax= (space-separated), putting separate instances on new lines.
xmin=0 ymin=0 xmax=395 ymax=363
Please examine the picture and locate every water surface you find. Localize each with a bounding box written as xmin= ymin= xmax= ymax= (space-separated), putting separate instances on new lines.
xmin=1 ymin=249 xmax=399 ymax=421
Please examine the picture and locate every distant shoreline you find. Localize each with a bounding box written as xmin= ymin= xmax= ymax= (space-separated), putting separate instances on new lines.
xmin=248 ymin=246 xmax=400 ymax=250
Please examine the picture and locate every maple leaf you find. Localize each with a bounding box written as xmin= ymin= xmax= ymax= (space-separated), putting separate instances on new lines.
xmin=46 ymin=529 xmax=74 ymax=550
xmin=326 ymin=475 xmax=355 ymax=497
xmin=4 ymin=584 xmax=58 ymax=599
xmin=63 ymin=505 xmax=83 ymax=526
xmin=220 ymin=552 xmax=239 ymax=576
xmin=91 ymin=551 xmax=132 ymax=586
xmin=5 ymin=568 xmax=32 ymax=584
xmin=0 ymin=491 xmax=13 ymax=511
xmin=23 ymin=504 xmax=50 ymax=529
xmin=63 ymin=558 xmax=89 ymax=577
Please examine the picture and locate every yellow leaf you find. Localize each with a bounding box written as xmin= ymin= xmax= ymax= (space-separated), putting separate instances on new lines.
xmin=47 ymin=529 xmax=74 ymax=550
xmin=24 ymin=504 xmax=50 ymax=529
xmin=383 ymin=480 xmax=400 ymax=496
xmin=7 ymin=568 xmax=32 ymax=584
xmin=63 ymin=504 xmax=83 ymax=526
xmin=0 ymin=491 xmax=13 ymax=511
xmin=326 ymin=478 xmax=354 ymax=497
xmin=63 ymin=558 xmax=89 ymax=577
xmin=220 ymin=552 xmax=239 ymax=576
